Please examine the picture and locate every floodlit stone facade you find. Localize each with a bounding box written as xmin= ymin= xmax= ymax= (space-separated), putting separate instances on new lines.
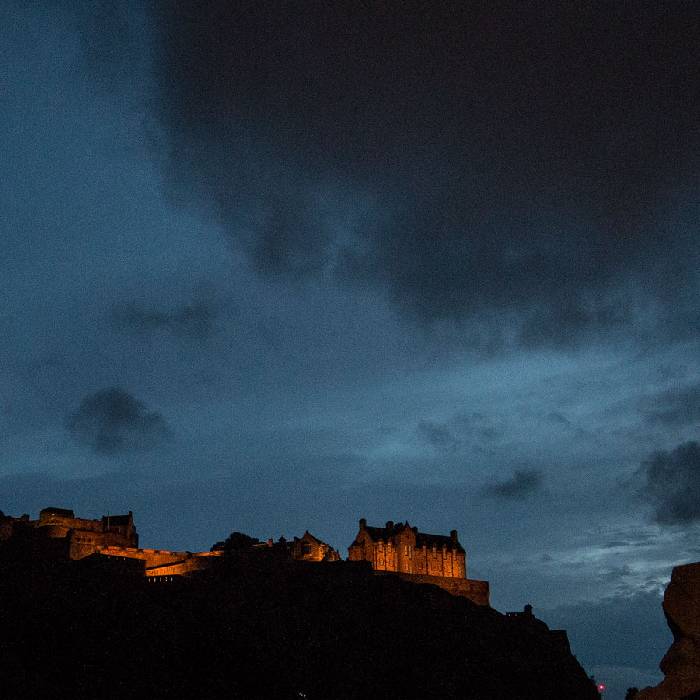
xmin=291 ymin=530 xmax=340 ymax=562
xmin=348 ymin=519 xmax=489 ymax=605
xmin=0 ymin=506 xmax=138 ymax=559
xmin=0 ymin=508 xmax=489 ymax=604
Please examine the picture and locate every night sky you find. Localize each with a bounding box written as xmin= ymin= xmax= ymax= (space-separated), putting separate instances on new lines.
xmin=2 ymin=3 xmax=699 ymax=697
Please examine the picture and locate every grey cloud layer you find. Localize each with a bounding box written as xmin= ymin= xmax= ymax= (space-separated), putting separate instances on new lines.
xmin=139 ymin=2 xmax=700 ymax=348
xmin=641 ymin=383 xmax=700 ymax=427
xmin=638 ymin=441 xmax=700 ymax=525
xmin=3 ymin=5 xmax=700 ymax=693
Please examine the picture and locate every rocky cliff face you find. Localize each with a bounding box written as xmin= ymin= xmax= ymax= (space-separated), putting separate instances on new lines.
xmin=0 ymin=553 xmax=598 ymax=699
xmin=638 ymin=562 xmax=700 ymax=700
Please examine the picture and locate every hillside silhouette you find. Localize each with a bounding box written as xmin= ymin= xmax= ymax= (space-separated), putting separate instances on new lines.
xmin=0 ymin=542 xmax=598 ymax=699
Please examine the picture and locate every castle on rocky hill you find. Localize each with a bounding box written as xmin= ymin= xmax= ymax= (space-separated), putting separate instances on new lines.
xmin=0 ymin=507 xmax=488 ymax=605
xmin=348 ymin=519 xmax=489 ymax=605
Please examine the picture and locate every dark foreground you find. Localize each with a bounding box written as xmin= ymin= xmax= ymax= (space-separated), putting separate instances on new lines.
xmin=0 ymin=554 xmax=597 ymax=699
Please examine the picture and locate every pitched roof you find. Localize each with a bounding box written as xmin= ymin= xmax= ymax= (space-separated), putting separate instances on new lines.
xmin=359 ymin=521 xmax=465 ymax=553
xmin=364 ymin=525 xmax=392 ymax=541
xmin=301 ymin=530 xmax=322 ymax=544
xmin=416 ymin=532 xmax=465 ymax=553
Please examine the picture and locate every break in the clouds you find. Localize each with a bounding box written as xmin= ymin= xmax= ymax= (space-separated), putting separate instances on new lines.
xmin=638 ymin=441 xmax=700 ymax=525
xmin=484 ymin=469 xmax=543 ymax=500
xmin=66 ymin=388 xmax=170 ymax=455
xmin=140 ymin=2 xmax=700 ymax=347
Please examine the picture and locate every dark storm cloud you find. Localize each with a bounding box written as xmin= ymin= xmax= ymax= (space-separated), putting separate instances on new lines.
xmin=484 ymin=469 xmax=543 ymax=500
xmin=638 ymin=441 xmax=700 ymax=524
xmin=111 ymin=300 xmax=218 ymax=339
xmin=66 ymin=388 xmax=170 ymax=455
xmin=640 ymin=383 xmax=700 ymax=427
xmin=141 ymin=1 xmax=700 ymax=347
xmin=519 ymin=299 xmax=632 ymax=350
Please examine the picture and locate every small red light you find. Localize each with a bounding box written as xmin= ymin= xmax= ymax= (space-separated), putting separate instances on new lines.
xmin=597 ymin=683 xmax=606 ymax=691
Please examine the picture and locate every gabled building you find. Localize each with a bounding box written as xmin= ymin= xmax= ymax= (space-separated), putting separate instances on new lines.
xmin=291 ymin=531 xmax=340 ymax=562
xmin=348 ymin=519 xmax=466 ymax=577
xmin=348 ymin=518 xmax=489 ymax=605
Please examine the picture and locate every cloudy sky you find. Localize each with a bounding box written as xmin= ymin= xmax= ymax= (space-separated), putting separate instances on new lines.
xmin=2 ymin=2 xmax=699 ymax=696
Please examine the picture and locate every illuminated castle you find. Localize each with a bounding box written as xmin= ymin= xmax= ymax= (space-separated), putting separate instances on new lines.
xmin=0 ymin=507 xmax=221 ymax=578
xmin=0 ymin=506 xmax=138 ymax=558
xmin=0 ymin=507 xmax=338 ymax=580
xmin=348 ymin=518 xmax=489 ymax=605
xmin=0 ymin=508 xmax=488 ymax=604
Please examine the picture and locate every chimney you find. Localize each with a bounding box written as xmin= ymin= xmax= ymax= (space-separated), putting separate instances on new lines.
xmin=385 ymin=520 xmax=394 ymax=531
xmin=450 ymin=529 xmax=458 ymax=543
xmin=359 ymin=518 xmax=367 ymax=530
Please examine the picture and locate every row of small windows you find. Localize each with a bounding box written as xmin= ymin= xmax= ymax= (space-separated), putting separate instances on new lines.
xmin=375 ymin=543 xmax=453 ymax=556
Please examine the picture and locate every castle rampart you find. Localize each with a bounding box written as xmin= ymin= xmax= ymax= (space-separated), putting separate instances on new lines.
xmin=0 ymin=507 xmax=138 ymax=559
xmin=93 ymin=545 xmax=223 ymax=576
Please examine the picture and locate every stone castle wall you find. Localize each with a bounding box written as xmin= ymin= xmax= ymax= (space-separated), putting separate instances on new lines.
xmin=96 ymin=546 xmax=191 ymax=568
xmin=94 ymin=546 xmax=223 ymax=576
xmin=38 ymin=513 xmax=103 ymax=534
xmin=349 ymin=540 xmax=465 ymax=577
xmin=0 ymin=509 xmax=138 ymax=561
xmin=68 ymin=531 xmax=138 ymax=560
xmin=390 ymin=572 xmax=490 ymax=606
xmin=146 ymin=553 xmax=221 ymax=577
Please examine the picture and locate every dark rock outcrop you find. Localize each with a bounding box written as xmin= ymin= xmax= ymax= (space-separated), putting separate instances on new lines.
xmin=639 ymin=563 xmax=700 ymax=700
xmin=0 ymin=552 xmax=597 ymax=699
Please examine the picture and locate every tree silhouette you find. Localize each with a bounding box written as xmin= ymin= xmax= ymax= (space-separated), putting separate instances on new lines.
xmin=222 ymin=531 xmax=259 ymax=553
